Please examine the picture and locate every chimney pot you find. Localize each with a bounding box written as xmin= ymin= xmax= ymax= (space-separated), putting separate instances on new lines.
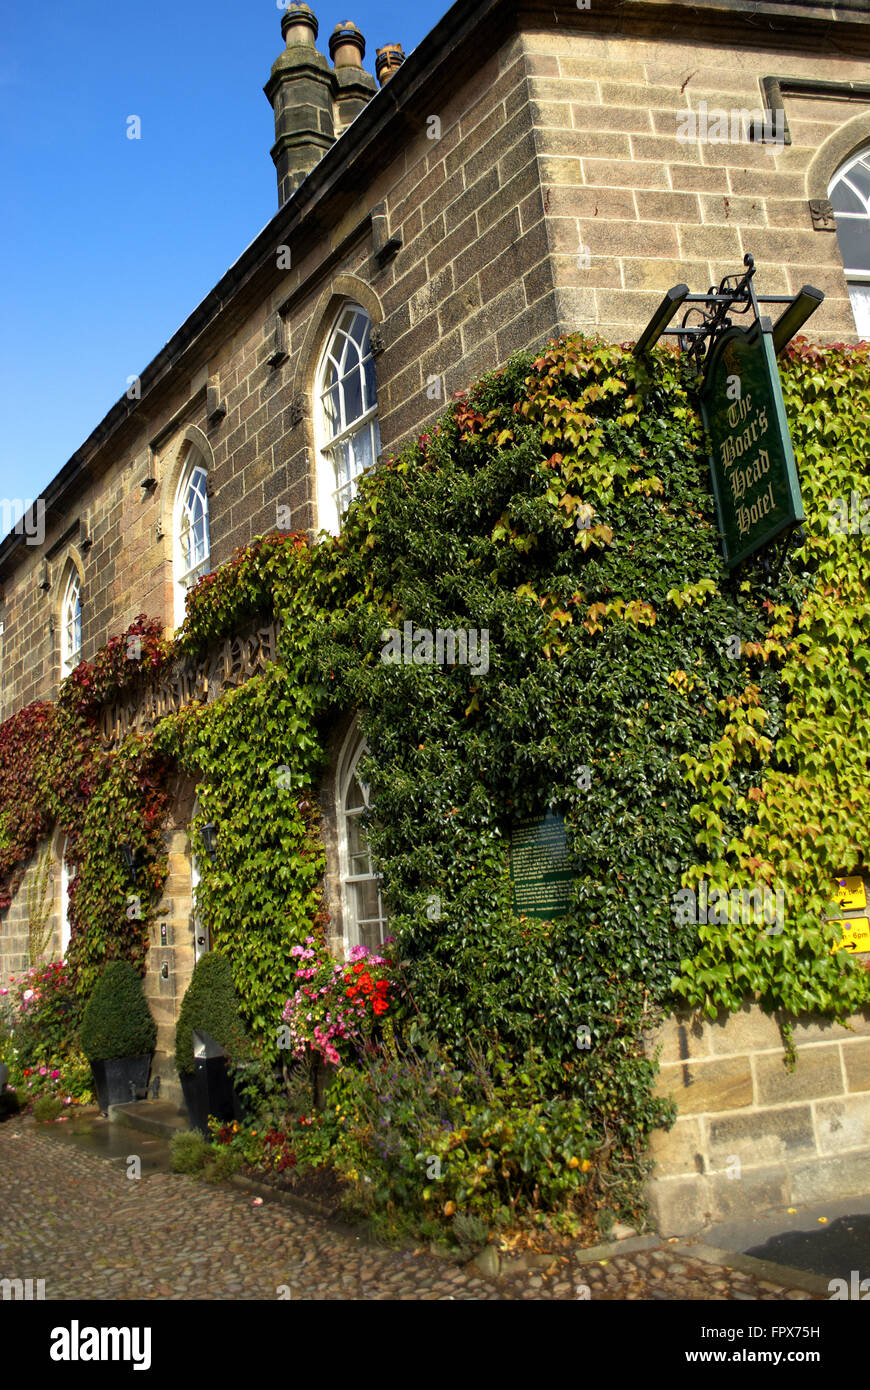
xmin=376 ymin=44 xmax=405 ymax=86
xmin=281 ymin=3 xmax=319 ymax=45
xmin=329 ymin=22 xmax=366 ymax=68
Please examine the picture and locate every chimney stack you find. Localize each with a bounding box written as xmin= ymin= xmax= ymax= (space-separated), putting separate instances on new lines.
xmin=329 ymin=22 xmax=377 ymax=133
xmin=265 ymin=7 xmax=376 ymax=207
xmin=376 ymin=44 xmax=405 ymax=87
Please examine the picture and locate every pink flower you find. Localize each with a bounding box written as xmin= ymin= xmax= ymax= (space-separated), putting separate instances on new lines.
xmin=50 ymin=1070 xmax=60 ymax=1079
xmin=38 ymin=1066 xmax=47 ymax=1076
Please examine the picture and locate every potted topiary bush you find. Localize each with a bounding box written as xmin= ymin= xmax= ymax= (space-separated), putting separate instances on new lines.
xmin=79 ymin=961 xmax=157 ymax=1114
xmin=174 ymin=953 xmax=249 ymax=1136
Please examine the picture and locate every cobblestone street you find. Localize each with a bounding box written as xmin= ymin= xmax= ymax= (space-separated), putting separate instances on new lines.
xmin=0 ymin=1121 xmax=823 ymax=1301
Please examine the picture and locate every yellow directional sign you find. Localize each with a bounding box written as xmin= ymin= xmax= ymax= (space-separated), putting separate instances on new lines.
xmin=830 ymin=917 xmax=870 ymax=954
xmin=834 ymin=876 xmax=867 ymax=911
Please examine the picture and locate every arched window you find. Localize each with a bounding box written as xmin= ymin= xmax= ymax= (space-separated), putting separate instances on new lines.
xmin=316 ymin=304 xmax=380 ymax=535
xmin=173 ymin=453 xmax=211 ymax=626
xmin=829 ymin=147 xmax=870 ymax=337
xmin=60 ymin=569 xmax=82 ymax=677
xmin=60 ymin=840 xmax=75 ymax=958
xmin=337 ymin=727 xmax=386 ymax=953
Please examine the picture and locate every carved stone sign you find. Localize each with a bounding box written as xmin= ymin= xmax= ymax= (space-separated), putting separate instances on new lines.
xmin=509 ymin=812 xmax=574 ymax=921
xmin=99 ymin=622 xmax=278 ymax=747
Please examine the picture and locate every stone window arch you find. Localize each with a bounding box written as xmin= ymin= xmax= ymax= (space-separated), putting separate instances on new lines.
xmin=314 ymin=303 xmax=381 ymax=535
xmin=173 ymin=448 xmax=211 ymax=627
xmin=336 ymin=719 xmax=386 ymax=953
xmin=828 ymin=145 xmax=870 ymax=337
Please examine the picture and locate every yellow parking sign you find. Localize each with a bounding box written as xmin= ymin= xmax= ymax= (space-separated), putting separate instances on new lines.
xmin=830 ymin=917 xmax=870 ymax=954
xmin=834 ymin=876 xmax=867 ymax=911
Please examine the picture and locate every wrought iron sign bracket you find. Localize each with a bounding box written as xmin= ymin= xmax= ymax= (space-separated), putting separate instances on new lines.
xmin=634 ymin=254 xmax=824 ymax=388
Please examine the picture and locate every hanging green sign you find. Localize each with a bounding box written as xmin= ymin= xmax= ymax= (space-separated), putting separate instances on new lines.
xmin=700 ymin=323 xmax=804 ymax=568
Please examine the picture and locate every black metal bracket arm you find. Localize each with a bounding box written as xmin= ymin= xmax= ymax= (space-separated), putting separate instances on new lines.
xmin=633 ymin=254 xmax=824 ymax=386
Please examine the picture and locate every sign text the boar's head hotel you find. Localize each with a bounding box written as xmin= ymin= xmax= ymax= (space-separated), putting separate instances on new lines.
xmin=700 ymin=324 xmax=804 ymax=569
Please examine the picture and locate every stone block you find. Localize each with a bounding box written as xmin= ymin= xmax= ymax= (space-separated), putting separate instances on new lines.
xmin=581 ymin=220 xmax=678 ymax=258
xmin=814 ymin=1094 xmax=870 ymax=1155
xmin=669 ymin=163 xmax=730 ymax=192
xmin=789 ymin=1152 xmax=870 ymax=1206
xmin=707 ymin=1004 xmax=783 ymax=1057
xmin=700 ymin=193 xmax=767 ymax=226
xmin=622 ymin=257 xmax=710 ymax=292
xmin=582 ymin=158 xmax=669 ymax=189
xmin=646 ymin=1174 xmax=713 ymax=1237
xmin=678 ymin=224 xmax=742 ymax=260
xmin=707 ymin=1105 xmax=816 ymax=1166
xmin=790 ymin=1014 xmax=856 ymax=1047
xmin=655 ymin=1056 xmax=753 ymax=1114
xmin=754 ymin=1047 xmax=844 ymax=1106
xmin=648 ymin=1117 xmax=705 ymax=1176
xmin=843 ymin=1039 xmax=870 ymax=1093
xmin=704 ymin=1164 xmax=790 ymax=1221
xmin=570 ymin=105 xmax=652 ymax=133
xmin=635 ymin=191 xmax=702 ymax=223
xmin=645 ymin=1012 xmax=712 ymax=1065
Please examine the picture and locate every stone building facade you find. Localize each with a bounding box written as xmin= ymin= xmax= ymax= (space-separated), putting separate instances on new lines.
xmin=0 ymin=0 xmax=868 ymax=1203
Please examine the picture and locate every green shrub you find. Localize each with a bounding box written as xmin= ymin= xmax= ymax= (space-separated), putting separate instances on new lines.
xmin=174 ymin=953 xmax=250 ymax=1077
xmin=79 ymin=961 xmax=157 ymax=1063
xmin=32 ymin=1094 xmax=63 ymax=1123
xmin=170 ymin=1129 xmax=212 ymax=1173
xmin=203 ymin=1147 xmax=242 ymax=1183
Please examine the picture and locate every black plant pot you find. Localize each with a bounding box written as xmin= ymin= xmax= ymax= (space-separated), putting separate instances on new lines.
xmin=90 ymin=1054 xmax=152 ymax=1114
xmin=180 ymin=1056 xmax=242 ymax=1137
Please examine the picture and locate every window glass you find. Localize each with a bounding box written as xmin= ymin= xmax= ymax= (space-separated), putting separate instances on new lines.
xmin=338 ymin=731 xmax=387 ymax=953
xmin=61 ymin=571 xmax=82 ymax=676
xmin=317 ymin=305 xmax=381 ymax=534
xmin=174 ymin=456 xmax=211 ymax=626
xmin=828 ymin=148 xmax=870 ymax=337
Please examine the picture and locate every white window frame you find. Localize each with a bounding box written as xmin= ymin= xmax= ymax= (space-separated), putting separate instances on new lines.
xmin=173 ymin=454 xmax=211 ymax=627
xmin=828 ymin=147 xmax=870 ymax=338
xmin=336 ymin=724 xmax=386 ymax=955
xmin=315 ymin=304 xmax=381 ymax=536
xmin=60 ymin=570 xmax=82 ymax=677
xmin=60 ymin=839 xmax=75 ymax=958
xmin=190 ymin=796 xmax=210 ymax=961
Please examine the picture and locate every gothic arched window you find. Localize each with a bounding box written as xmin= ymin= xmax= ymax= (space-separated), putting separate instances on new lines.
xmin=60 ymin=569 xmax=82 ymax=677
xmin=829 ymin=147 xmax=870 ymax=337
xmin=173 ymin=453 xmax=211 ymax=626
xmin=60 ymin=840 xmax=75 ymax=958
xmin=336 ymin=726 xmax=386 ymax=953
xmin=316 ymin=305 xmax=380 ymax=535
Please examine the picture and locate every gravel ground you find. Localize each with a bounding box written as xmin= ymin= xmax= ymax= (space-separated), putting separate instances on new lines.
xmin=0 ymin=1122 xmax=819 ymax=1301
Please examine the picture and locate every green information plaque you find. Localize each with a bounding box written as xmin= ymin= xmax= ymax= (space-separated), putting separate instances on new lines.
xmin=700 ymin=323 xmax=804 ymax=569
xmin=509 ymin=812 xmax=573 ymax=920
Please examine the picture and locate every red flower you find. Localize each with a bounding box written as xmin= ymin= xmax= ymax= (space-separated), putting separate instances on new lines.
xmin=372 ymin=998 xmax=388 ymax=1015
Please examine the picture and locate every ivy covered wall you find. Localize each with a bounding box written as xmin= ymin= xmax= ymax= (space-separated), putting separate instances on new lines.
xmin=1 ymin=333 xmax=867 ymax=1221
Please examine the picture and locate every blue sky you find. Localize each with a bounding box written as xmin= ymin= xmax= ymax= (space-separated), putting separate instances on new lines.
xmin=0 ymin=1 xmax=448 ymax=505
